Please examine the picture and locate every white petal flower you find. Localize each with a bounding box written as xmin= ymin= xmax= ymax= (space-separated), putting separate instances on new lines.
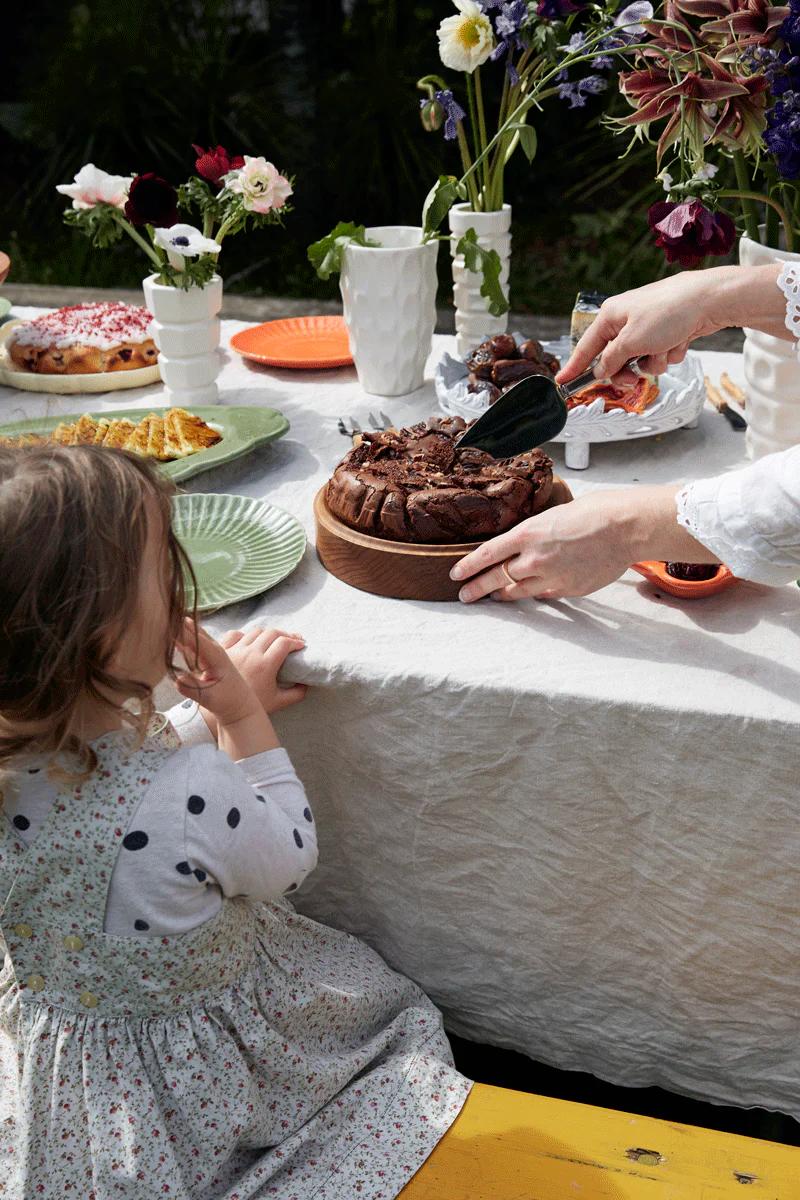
xmin=222 ymin=156 xmax=293 ymax=214
xmin=657 ymin=169 xmax=673 ymax=192
xmin=437 ymin=0 xmax=495 ymax=74
xmin=153 ymin=223 xmax=221 ymax=269
xmin=694 ymin=162 xmax=719 ymax=181
xmin=56 ymin=163 xmax=133 ymax=210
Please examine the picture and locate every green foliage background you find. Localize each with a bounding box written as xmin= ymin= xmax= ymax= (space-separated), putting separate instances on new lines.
xmin=1 ymin=0 xmax=670 ymax=313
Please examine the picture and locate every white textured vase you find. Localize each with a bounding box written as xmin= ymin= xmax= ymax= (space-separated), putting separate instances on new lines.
xmin=142 ymin=274 xmax=223 ymax=406
xmin=738 ymin=233 xmax=800 ymax=459
xmin=448 ymin=202 xmax=511 ymax=359
xmin=340 ymin=226 xmax=439 ymax=396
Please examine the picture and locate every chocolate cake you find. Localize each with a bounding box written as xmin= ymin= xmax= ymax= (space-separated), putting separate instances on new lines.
xmin=326 ymin=416 xmax=555 ymax=544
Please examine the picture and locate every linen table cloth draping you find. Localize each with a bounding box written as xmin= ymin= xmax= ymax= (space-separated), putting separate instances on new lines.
xmin=4 ymin=310 xmax=800 ymax=1117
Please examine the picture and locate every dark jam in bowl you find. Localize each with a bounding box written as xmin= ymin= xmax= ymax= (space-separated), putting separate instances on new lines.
xmin=665 ymin=562 xmax=720 ymax=581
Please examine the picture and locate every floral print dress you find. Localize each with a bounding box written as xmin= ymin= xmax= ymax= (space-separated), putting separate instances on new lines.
xmin=0 ymin=727 xmax=471 ymax=1199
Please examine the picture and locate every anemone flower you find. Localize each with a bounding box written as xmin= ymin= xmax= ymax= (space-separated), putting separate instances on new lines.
xmin=648 ymin=197 xmax=736 ymax=265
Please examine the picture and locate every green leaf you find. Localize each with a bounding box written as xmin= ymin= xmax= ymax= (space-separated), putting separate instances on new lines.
xmin=507 ymin=122 xmax=537 ymax=164
xmin=63 ymin=204 xmax=125 ymax=250
xmin=455 ymin=228 xmax=509 ymax=318
xmin=307 ymin=221 xmax=378 ymax=280
xmin=422 ymin=174 xmax=460 ymax=237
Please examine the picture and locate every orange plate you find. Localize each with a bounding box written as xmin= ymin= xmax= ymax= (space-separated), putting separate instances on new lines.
xmin=632 ymin=561 xmax=738 ymax=599
xmin=229 ymin=315 xmax=353 ymax=369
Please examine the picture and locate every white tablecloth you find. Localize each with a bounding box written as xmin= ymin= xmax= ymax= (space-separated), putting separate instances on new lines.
xmin=5 ymin=310 xmax=800 ymax=1117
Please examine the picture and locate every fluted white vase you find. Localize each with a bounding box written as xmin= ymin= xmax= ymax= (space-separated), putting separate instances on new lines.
xmin=142 ymin=274 xmax=223 ymax=407
xmin=738 ymin=233 xmax=800 ymax=459
xmin=340 ymin=226 xmax=439 ymax=396
xmin=448 ymin=202 xmax=511 ymax=359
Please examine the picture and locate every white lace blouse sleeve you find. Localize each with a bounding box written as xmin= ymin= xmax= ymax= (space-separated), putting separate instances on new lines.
xmin=777 ymin=260 xmax=800 ymax=343
xmin=676 ymin=444 xmax=800 ymax=585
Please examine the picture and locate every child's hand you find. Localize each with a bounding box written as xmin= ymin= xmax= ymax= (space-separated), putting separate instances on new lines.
xmin=217 ymin=626 xmax=308 ymax=714
xmin=175 ymin=620 xmax=261 ymax=727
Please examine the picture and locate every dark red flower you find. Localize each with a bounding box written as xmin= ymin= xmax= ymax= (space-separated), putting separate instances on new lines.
xmin=124 ymin=173 xmax=179 ymax=228
xmin=192 ymin=143 xmax=245 ymax=188
xmin=648 ymin=199 xmax=736 ymax=267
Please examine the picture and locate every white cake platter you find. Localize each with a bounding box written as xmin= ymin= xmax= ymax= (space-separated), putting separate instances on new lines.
xmin=0 ymin=320 xmax=161 ymax=394
xmin=435 ymin=334 xmax=705 ymax=470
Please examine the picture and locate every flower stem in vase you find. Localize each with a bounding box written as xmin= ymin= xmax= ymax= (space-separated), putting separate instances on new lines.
xmin=472 ymin=67 xmax=492 ymax=209
xmin=733 ymin=152 xmax=761 ymax=243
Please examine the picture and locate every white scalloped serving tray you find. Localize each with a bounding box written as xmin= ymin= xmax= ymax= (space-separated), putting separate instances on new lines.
xmin=435 ymin=334 xmax=706 ymax=469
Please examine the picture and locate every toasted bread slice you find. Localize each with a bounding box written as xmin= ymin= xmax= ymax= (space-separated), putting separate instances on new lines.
xmin=165 ymin=408 xmax=221 ymax=457
xmin=52 ymin=422 xmax=77 ymax=445
xmin=101 ymin=419 xmax=136 ymax=450
xmin=145 ymin=414 xmax=169 ymax=461
xmin=124 ymin=416 xmax=152 ymax=456
xmin=73 ymin=414 xmax=100 ymax=444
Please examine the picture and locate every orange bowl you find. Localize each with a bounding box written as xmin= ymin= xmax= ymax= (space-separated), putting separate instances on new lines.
xmin=632 ymin=561 xmax=738 ymax=599
xmin=230 ymin=315 xmax=353 ymax=369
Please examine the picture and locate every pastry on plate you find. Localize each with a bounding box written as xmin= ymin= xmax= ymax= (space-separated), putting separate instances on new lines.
xmin=0 ymin=408 xmax=221 ymax=463
xmin=7 ymin=302 xmax=157 ymax=375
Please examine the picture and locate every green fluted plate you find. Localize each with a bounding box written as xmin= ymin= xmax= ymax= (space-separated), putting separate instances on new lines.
xmin=0 ymin=404 xmax=289 ymax=482
xmin=172 ymin=493 xmax=306 ymax=612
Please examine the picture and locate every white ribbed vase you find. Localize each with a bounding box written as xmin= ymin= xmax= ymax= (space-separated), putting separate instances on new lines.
xmin=738 ymin=233 xmax=800 ymax=459
xmin=448 ymin=203 xmax=511 ymax=359
xmin=142 ymin=274 xmax=223 ymax=407
xmin=340 ymin=226 xmax=439 ymax=396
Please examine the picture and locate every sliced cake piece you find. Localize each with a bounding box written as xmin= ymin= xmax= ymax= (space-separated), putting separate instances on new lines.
xmin=145 ymin=414 xmax=170 ymax=461
xmin=73 ymin=414 xmax=100 ymax=444
xmin=124 ymin=416 xmax=152 ymax=456
xmin=166 ymin=408 xmax=222 ymax=457
xmin=101 ymin=419 xmax=137 ymax=450
xmin=52 ymin=422 xmax=77 ymax=445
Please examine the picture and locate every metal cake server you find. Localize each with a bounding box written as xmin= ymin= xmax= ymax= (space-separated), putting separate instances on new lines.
xmin=455 ymin=357 xmax=643 ymax=458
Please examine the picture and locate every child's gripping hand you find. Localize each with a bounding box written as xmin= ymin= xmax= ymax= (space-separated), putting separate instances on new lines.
xmin=217 ymin=626 xmax=308 ymax=714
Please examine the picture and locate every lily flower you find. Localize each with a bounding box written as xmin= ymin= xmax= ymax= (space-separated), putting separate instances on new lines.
xmin=56 ymin=164 xmax=132 ymax=211
xmin=620 ymin=58 xmax=748 ymax=159
xmin=153 ymin=224 xmax=221 ymax=270
xmin=676 ymin=0 xmax=788 ymax=58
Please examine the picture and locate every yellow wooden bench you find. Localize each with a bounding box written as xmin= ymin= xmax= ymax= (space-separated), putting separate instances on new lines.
xmin=400 ymin=1082 xmax=800 ymax=1198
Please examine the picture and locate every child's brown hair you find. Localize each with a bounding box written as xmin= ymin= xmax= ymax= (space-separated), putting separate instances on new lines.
xmin=0 ymin=444 xmax=195 ymax=774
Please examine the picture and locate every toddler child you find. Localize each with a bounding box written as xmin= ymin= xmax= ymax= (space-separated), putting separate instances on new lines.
xmin=0 ymin=445 xmax=471 ymax=1199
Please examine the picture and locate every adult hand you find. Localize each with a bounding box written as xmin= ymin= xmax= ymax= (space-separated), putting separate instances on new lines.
xmin=557 ymin=264 xmax=785 ymax=387
xmin=451 ymin=485 xmax=716 ymax=602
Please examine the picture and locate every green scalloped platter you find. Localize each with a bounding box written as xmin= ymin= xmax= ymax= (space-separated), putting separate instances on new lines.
xmin=172 ymin=493 xmax=307 ymax=612
xmin=0 ymin=404 xmax=289 ymax=482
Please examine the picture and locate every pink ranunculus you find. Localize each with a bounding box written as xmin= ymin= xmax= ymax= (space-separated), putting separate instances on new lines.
xmin=192 ymin=143 xmax=245 ymax=188
xmin=648 ymin=199 xmax=736 ymax=267
xmin=223 ymin=156 xmax=293 ymax=214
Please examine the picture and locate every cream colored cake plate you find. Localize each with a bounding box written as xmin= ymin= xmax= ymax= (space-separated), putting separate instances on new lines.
xmin=0 ymin=320 xmax=161 ymax=394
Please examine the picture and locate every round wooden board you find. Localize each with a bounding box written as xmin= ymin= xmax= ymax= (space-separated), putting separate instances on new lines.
xmin=314 ymin=477 xmax=573 ymax=602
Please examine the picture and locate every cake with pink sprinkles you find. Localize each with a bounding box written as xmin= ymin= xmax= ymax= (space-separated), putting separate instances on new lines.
xmin=8 ymin=302 xmax=157 ymax=374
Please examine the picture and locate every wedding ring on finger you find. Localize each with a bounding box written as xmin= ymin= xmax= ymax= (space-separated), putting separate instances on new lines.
xmin=500 ymin=559 xmax=517 ymax=587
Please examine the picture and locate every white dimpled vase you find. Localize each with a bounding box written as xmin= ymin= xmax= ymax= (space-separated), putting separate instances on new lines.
xmin=142 ymin=274 xmax=223 ymax=407
xmin=340 ymin=226 xmax=439 ymax=396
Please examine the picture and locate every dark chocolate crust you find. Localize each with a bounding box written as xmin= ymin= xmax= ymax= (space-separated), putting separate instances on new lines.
xmin=326 ymin=416 xmax=554 ymax=544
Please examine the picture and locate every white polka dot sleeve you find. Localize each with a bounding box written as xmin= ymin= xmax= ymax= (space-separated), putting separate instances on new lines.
xmin=676 ymin=444 xmax=800 ymax=585
xmin=183 ymin=745 xmax=319 ymax=901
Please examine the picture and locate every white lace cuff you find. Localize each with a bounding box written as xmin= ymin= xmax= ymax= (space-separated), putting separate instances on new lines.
xmin=776 ymin=260 xmax=800 ymax=344
xmin=676 ymin=445 xmax=800 ymax=585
